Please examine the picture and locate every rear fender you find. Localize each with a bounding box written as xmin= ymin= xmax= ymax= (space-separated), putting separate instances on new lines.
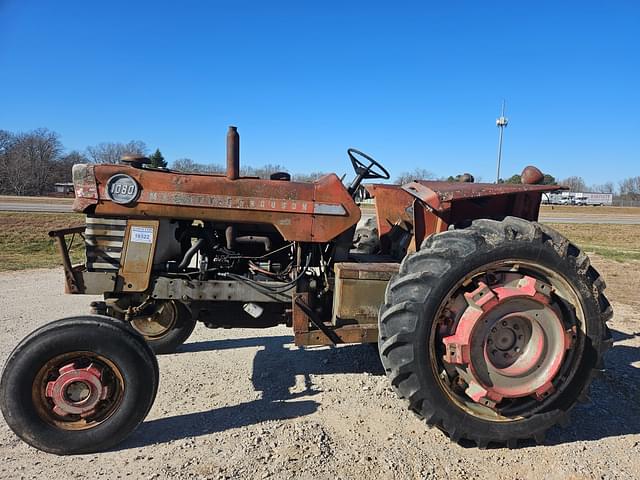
xmin=403 ymin=181 xmax=560 ymax=247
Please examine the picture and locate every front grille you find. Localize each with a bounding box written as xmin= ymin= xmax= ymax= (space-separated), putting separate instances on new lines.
xmin=85 ymin=216 xmax=126 ymax=271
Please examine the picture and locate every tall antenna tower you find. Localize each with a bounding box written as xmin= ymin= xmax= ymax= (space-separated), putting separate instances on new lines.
xmin=495 ymin=100 xmax=508 ymax=183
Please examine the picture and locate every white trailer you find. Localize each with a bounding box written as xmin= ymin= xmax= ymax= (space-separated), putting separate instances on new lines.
xmin=583 ymin=192 xmax=613 ymax=206
xmin=546 ymin=191 xmax=612 ymax=206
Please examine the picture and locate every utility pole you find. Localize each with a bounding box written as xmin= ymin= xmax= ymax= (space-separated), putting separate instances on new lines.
xmin=495 ymin=100 xmax=508 ymax=183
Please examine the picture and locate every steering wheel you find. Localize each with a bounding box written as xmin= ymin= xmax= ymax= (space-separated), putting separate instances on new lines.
xmin=347 ymin=148 xmax=390 ymax=181
xmin=346 ymin=148 xmax=390 ymax=196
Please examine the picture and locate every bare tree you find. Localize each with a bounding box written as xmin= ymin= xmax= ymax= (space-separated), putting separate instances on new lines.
xmin=293 ymin=171 xmax=327 ymax=182
xmin=395 ymin=168 xmax=437 ymax=185
xmin=591 ymin=182 xmax=615 ymax=194
xmin=86 ymin=140 xmax=147 ymax=164
xmin=241 ymin=164 xmax=289 ymax=179
xmin=0 ymin=130 xmax=14 ymax=155
xmin=0 ymin=129 xmax=63 ymax=195
xmin=51 ymin=150 xmax=88 ymax=184
xmin=619 ymin=176 xmax=640 ymax=200
xmin=170 ymin=159 xmax=293 ymax=178
xmin=170 ymin=158 xmax=224 ymax=173
xmin=0 ymin=130 xmax=16 ymax=194
xmin=560 ymin=176 xmax=587 ymax=192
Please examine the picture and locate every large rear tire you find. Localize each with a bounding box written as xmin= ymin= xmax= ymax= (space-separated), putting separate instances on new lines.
xmin=379 ymin=217 xmax=612 ymax=447
xmin=0 ymin=316 xmax=159 ymax=454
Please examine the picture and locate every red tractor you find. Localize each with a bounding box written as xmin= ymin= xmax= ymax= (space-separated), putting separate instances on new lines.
xmin=0 ymin=127 xmax=611 ymax=454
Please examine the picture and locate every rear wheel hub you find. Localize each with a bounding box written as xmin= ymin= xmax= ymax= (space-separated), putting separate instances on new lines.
xmin=487 ymin=314 xmax=529 ymax=368
xmin=443 ymin=274 xmax=575 ymax=408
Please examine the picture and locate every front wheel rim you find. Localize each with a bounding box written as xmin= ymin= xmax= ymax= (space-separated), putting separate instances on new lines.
xmin=33 ymin=352 xmax=124 ymax=430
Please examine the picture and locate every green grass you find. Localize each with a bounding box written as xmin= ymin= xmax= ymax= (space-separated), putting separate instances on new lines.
xmin=0 ymin=212 xmax=85 ymax=271
xmin=576 ymin=246 xmax=640 ymax=263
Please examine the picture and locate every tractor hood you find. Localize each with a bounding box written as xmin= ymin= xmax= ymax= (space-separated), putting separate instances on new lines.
xmin=71 ymin=163 xmax=361 ymax=243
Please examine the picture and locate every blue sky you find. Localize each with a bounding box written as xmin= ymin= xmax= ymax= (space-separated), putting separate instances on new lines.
xmin=1 ymin=1 xmax=638 ymax=185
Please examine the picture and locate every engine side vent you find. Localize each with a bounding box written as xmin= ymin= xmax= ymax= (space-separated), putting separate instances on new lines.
xmin=85 ymin=216 xmax=126 ymax=271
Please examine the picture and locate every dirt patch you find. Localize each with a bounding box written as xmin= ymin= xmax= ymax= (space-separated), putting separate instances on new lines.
xmin=548 ymin=223 xmax=640 ymax=250
xmin=589 ymin=255 xmax=640 ymax=307
xmin=548 ymin=223 xmax=640 ymax=262
xmin=0 ymin=262 xmax=638 ymax=479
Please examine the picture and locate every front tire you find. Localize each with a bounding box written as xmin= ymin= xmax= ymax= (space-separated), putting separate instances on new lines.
xmin=379 ymin=217 xmax=612 ymax=447
xmin=0 ymin=316 xmax=159 ymax=454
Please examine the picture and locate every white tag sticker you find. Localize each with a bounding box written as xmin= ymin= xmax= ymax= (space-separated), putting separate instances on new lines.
xmin=131 ymin=226 xmax=153 ymax=244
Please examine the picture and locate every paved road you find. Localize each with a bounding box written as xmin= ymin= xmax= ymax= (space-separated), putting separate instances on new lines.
xmin=360 ymin=211 xmax=640 ymax=225
xmin=2 ymin=201 xmax=640 ymax=224
xmin=0 ymin=202 xmax=73 ymax=213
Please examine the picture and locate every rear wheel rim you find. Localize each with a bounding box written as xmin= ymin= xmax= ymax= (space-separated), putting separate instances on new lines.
xmin=130 ymin=301 xmax=178 ymax=339
xmin=432 ymin=260 xmax=584 ymax=422
xmin=33 ymin=352 xmax=124 ymax=431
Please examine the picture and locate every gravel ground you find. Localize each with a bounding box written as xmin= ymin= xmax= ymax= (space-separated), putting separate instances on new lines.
xmin=0 ymin=265 xmax=639 ymax=480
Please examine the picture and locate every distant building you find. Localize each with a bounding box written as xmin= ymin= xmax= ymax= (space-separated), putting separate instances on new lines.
xmin=53 ymin=182 xmax=74 ymax=195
